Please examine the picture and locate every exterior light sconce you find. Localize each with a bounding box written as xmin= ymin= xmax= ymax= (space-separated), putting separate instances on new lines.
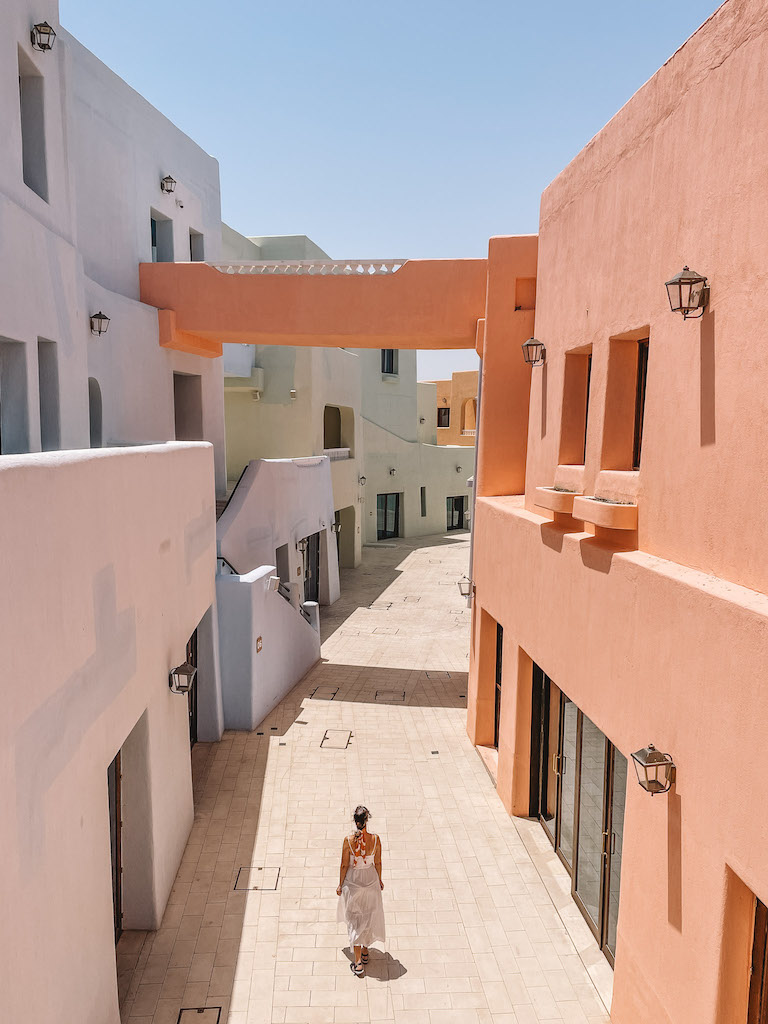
xmin=297 ymin=538 xmax=308 ymax=554
xmin=331 ymin=522 xmax=341 ymax=534
xmin=160 ymin=175 xmax=176 ymax=194
xmin=456 ymin=465 xmax=462 ymax=474
xmin=419 ymin=416 xmax=426 ymax=424
xmin=631 ymin=743 xmax=676 ymax=795
xmin=266 ymin=575 xmax=280 ymax=592
xmin=389 ymin=467 xmax=397 ymax=476
xmin=290 ymin=389 xmax=297 ymax=400
xmin=665 ymin=266 xmax=710 ymax=319
xmin=358 ymin=475 xmax=366 ymax=486
xmin=169 ymin=662 xmax=196 ymax=695
xmin=90 ymin=311 xmax=110 ymax=335
xmin=31 ymin=21 xmax=56 ymax=50
xmin=522 ymin=338 xmax=546 ymax=366
xmin=457 ymin=576 xmax=473 ymax=598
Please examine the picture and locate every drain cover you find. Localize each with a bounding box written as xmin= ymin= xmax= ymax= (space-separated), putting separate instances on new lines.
xmin=234 ymin=866 xmax=280 ymax=891
xmin=311 ymin=685 xmax=339 ymax=700
xmin=320 ymin=729 xmax=352 ymax=749
xmin=177 ymin=1009 xmax=221 ymax=1023
xmin=375 ymin=690 xmax=406 ymax=703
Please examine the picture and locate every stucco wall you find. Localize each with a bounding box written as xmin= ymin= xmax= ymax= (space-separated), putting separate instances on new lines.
xmin=0 ymin=442 xmax=215 ymax=1024
xmin=430 ymin=369 xmax=479 ymax=446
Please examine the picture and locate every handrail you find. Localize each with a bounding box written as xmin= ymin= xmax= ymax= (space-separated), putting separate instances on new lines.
xmin=209 ymin=259 xmax=407 ymax=276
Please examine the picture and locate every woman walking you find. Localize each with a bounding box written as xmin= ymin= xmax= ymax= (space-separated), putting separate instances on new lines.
xmin=336 ymin=805 xmax=385 ymax=975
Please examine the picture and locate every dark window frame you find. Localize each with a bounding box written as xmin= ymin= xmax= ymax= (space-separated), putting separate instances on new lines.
xmin=437 ymin=407 xmax=450 ymax=428
xmin=381 ymin=349 xmax=397 ymax=375
xmin=632 ymin=340 xmax=649 ymax=470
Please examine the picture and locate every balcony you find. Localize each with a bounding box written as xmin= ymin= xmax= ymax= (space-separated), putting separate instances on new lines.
xmin=461 ymin=429 xmax=476 ymax=437
xmin=140 ymin=257 xmax=488 ymax=357
xmin=322 ymin=447 xmax=351 ymax=461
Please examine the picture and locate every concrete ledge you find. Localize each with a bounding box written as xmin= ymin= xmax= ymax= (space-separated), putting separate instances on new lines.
xmin=573 ymin=495 xmax=638 ymax=530
xmin=534 ymin=486 xmax=583 ymax=514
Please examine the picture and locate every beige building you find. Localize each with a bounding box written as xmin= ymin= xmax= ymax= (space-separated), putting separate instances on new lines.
xmin=430 ymin=369 xmax=479 ymax=445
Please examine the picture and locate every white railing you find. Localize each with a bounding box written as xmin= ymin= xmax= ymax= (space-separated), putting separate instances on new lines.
xmin=209 ymin=259 xmax=407 ymax=276
xmin=323 ymin=447 xmax=351 ymax=461
xmin=461 ymin=429 xmax=476 ymax=436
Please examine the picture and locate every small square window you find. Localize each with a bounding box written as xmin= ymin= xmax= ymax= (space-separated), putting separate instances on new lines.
xmin=437 ymin=407 xmax=450 ymax=428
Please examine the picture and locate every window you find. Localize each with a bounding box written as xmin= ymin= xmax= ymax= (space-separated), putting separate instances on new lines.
xmin=323 ymin=405 xmax=341 ymax=449
xmin=173 ymin=373 xmax=203 ymax=440
xmin=37 ymin=339 xmax=59 ymax=450
xmin=559 ymin=349 xmax=592 ymax=465
xmin=18 ymin=49 xmax=48 ymax=201
xmin=189 ymin=229 xmax=204 ymax=262
xmin=88 ymin=378 xmax=102 ymax=447
xmin=381 ymin=349 xmax=398 ymax=375
xmin=420 ymin=486 xmax=427 ymax=517
xmin=437 ymin=407 xmax=450 ymax=428
xmin=632 ymin=340 xmax=649 ymax=470
xmin=0 ymin=339 xmax=30 ymax=454
xmin=150 ymin=212 xmax=173 ymax=262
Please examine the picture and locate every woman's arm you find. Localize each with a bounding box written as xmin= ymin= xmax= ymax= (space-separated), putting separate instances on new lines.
xmin=374 ymin=838 xmax=384 ymax=890
xmin=336 ymin=840 xmax=350 ymax=895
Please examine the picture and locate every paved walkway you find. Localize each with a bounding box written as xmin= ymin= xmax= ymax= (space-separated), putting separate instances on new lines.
xmin=119 ymin=533 xmax=611 ymax=1024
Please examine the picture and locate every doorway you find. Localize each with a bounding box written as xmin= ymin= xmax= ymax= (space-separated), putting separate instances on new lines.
xmin=377 ymin=493 xmax=400 ymax=540
xmin=107 ymin=750 xmax=122 ymax=942
xmin=530 ymin=666 xmax=626 ymax=966
xmin=173 ymin=372 xmax=203 ymax=440
xmin=446 ymin=495 xmax=466 ymax=531
xmin=494 ymin=624 xmax=503 ymax=748
xmin=749 ymin=899 xmax=768 ymax=1024
xmin=302 ymin=531 xmax=320 ymax=602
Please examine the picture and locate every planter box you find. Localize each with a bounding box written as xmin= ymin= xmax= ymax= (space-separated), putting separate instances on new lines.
xmin=534 ymin=486 xmax=583 ymax=514
xmin=572 ymin=495 xmax=638 ymax=531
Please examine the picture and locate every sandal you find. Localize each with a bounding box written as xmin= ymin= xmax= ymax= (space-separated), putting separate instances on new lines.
xmin=361 ymin=951 xmax=369 ymax=964
xmin=350 ymin=960 xmax=364 ymax=976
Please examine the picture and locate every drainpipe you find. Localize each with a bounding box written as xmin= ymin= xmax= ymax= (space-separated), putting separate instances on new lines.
xmin=466 ymin=356 xmax=482 ymax=608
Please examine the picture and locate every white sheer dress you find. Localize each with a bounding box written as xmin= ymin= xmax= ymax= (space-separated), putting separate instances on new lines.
xmin=337 ymin=833 xmax=386 ymax=948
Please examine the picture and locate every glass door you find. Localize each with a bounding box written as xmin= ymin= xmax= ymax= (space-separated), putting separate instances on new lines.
xmin=604 ymin=749 xmax=627 ymax=966
xmin=494 ymin=624 xmax=503 ymax=748
xmin=532 ymin=666 xmax=560 ymax=845
xmin=574 ymin=713 xmax=607 ymax=936
xmin=557 ymin=697 xmax=578 ymax=871
xmin=377 ymin=493 xmax=400 ymax=539
xmin=446 ymin=496 xmax=465 ymax=530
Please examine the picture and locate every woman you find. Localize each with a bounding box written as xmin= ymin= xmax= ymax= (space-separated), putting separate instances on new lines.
xmin=336 ymin=805 xmax=385 ymax=975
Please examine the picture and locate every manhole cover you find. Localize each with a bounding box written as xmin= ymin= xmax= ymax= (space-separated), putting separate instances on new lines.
xmin=234 ymin=866 xmax=280 ymax=891
xmin=321 ymin=729 xmax=352 ymax=749
xmin=375 ymin=690 xmax=406 ymax=703
xmin=311 ymin=686 xmax=338 ymax=700
xmin=177 ymin=1009 xmax=222 ymax=1023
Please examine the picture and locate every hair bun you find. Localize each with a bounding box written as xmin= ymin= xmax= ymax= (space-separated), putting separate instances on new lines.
xmin=353 ymin=805 xmax=370 ymax=829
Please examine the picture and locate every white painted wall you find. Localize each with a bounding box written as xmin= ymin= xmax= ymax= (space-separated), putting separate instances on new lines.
xmin=217 ymin=565 xmax=320 ymax=730
xmin=0 ymin=442 xmax=215 ymax=1024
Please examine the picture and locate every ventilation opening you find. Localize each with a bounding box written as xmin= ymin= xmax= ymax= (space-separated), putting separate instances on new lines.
xmin=18 ymin=48 xmax=48 ymax=201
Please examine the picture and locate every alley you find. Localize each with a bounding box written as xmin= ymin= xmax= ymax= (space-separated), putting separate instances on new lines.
xmin=119 ymin=534 xmax=611 ymax=1024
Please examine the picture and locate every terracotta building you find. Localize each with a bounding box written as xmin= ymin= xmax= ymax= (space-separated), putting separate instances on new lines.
xmin=429 ymin=369 xmax=479 ymax=445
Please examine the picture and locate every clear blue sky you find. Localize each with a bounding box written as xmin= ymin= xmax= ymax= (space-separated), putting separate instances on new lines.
xmin=60 ymin=0 xmax=721 ymax=379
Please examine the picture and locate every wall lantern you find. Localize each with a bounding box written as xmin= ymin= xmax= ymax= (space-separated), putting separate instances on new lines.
xmin=331 ymin=522 xmax=341 ymax=534
xmin=358 ymin=475 xmax=366 ymax=486
xmin=419 ymin=416 xmax=426 ymax=424
xmin=169 ymin=662 xmax=196 ymax=694
xmin=664 ymin=266 xmax=710 ymax=319
xmin=456 ymin=465 xmax=463 ymax=474
xmin=297 ymin=538 xmax=308 ymax=554
xmin=90 ymin=311 xmax=110 ymax=335
xmin=522 ymin=338 xmax=546 ymax=366
xmin=457 ymin=576 xmax=473 ymax=598
xmin=31 ymin=21 xmax=56 ymax=50
xmin=389 ymin=467 xmax=397 ymax=476
xmin=160 ymin=175 xmax=176 ymax=194
xmin=631 ymin=743 xmax=676 ymax=795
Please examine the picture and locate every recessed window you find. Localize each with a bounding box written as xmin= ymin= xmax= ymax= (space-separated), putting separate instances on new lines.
xmin=437 ymin=407 xmax=450 ymax=428
xmin=150 ymin=211 xmax=173 ymax=262
xmin=559 ymin=349 xmax=592 ymax=465
xmin=18 ymin=49 xmax=48 ymax=201
xmin=37 ymin=339 xmax=59 ymax=450
xmin=420 ymin=486 xmax=427 ymax=517
xmin=173 ymin=373 xmax=203 ymax=440
xmin=0 ymin=339 xmax=30 ymax=454
xmin=189 ymin=229 xmax=204 ymax=262
xmin=323 ymin=405 xmax=341 ymax=448
xmin=602 ymin=330 xmax=651 ymax=472
xmin=381 ymin=349 xmax=398 ymax=375
xmin=88 ymin=378 xmax=102 ymax=447
xmin=515 ymin=277 xmax=536 ymax=311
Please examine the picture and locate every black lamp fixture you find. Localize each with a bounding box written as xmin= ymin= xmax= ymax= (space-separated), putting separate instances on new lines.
xmin=665 ymin=266 xmax=710 ymax=319
xmin=90 ymin=311 xmax=110 ymax=335
xmin=169 ymin=662 xmax=196 ymax=695
xmin=160 ymin=174 xmax=177 ymax=194
xmin=456 ymin=465 xmax=463 ymax=474
xmin=631 ymin=743 xmax=676 ymax=795
xmin=358 ymin=475 xmax=366 ymax=486
xmin=389 ymin=467 xmax=397 ymax=476
xmin=31 ymin=21 xmax=56 ymax=50
xmin=522 ymin=338 xmax=546 ymax=366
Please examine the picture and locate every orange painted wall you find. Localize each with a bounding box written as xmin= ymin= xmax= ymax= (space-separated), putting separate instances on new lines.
xmin=432 ymin=370 xmax=479 ymax=446
xmin=469 ymin=2 xmax=768 ymax=1022
xmin=140 ymin=258 xmax=487 ymax=353
xmin=475 ymin=235 xmax=538 ymax=497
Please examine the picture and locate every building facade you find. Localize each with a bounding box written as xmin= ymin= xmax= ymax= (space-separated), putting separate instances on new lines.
xmin=468 ymin=2 xmax=768 ymax=1022
xmin=430 ymin=369 xmax=479 ymax=446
